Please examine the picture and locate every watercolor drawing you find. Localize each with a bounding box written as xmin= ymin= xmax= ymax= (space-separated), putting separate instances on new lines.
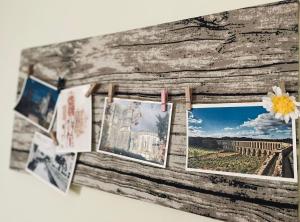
xmin=14 ymin=76 xmax=59 ymax=132
xmin=56 ymin=85 xmax=92 ymax=152
xmin=98 ymin=98 xmax=172 ymax=168
xmin=186 ymin=103 xmax=297 ymax=182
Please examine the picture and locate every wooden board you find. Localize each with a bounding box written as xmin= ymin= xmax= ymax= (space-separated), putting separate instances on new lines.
xmin=10 ymin=0 xmax=299 ymax=221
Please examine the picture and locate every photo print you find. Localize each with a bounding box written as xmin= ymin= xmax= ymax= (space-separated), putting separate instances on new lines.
xmin=14 ymin=76 xmax=59 ymax=132
xmin=56 ymin=85 xmax=92 ymax=152
xmin=26 ymin=132 xmax=77 ymax=194
xmin=186 ymin=102 xmax=298 ymax=182
xmin=98 ymin=98 xmax=172 ymax=168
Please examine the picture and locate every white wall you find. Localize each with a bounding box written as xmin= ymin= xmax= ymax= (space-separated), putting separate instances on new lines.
xmin=0 ymin=1 xmax=277 ymax=222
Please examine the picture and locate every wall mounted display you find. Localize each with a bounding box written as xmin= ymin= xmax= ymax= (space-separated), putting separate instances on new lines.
xmin=186 ymin=102 xmax=298 ymax=182
xmin=56 ymin=85 xmax=92 ymax=152
xmin=26 ymin=132 xmax=77 ymax=194
xmin=14 ymin=76 xmax=59 ymax=132
xmin=10 ymin=1 xmax=299 ymax=221
xmin=98 ymin=98 xmax=172 ymax=168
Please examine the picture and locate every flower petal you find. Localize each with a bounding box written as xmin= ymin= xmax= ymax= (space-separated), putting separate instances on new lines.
xmin=290 ymin=112 xmax=298 ymax=119
xmin=294 ymin=108 xmax=300 ymax=116
xmin=272 ymin=86 xmax=282 ymax=96
xmin=284 ymin=115 xmax=290 ymax=123
xmin=275 ymin=113 xmax=282 ymax=119
xmin=262 ymin=96 xmax=271 ymax=101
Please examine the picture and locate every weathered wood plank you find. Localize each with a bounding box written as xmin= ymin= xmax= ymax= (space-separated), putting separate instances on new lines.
xmin=10 ymin=1 xmax=299 ymax=221
xmin=73 ymin=163 xmax=298 ymax=222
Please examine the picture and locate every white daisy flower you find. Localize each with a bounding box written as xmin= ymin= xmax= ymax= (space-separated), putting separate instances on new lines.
xmin=262 ymin=86 xmax=300 ymax=123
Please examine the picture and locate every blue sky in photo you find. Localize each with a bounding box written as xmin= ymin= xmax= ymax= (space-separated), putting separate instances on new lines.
xmin=188 ymin=106 xmax=292 ymax=139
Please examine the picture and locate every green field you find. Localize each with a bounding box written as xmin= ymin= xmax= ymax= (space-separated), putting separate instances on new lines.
xmin=188 ymin=147 xmax=266 ymax=174
xmin=188 ymin=147 xmax=217 ymax=157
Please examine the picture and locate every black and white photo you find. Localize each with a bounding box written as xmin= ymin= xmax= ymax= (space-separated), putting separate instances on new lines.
xmin=26 ymin=132 xmax=77 ymax=194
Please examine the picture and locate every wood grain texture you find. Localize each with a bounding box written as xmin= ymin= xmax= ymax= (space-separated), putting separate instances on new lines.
xmin=10 ymin=0 xmax=299 ymax=221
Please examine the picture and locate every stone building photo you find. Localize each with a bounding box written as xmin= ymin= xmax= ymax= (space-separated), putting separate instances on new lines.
xmin=98 ymin=98 xmax=172 ymax=167
xmin=187 ymin=103 xmax=297 ymax=181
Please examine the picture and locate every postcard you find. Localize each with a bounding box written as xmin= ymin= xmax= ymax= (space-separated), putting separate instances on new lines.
xmin=186 ymin=102 xmax=298 ymax=182
xmin=14 ymin=76 xmax=59 ymax=132
xmin=56 ymin=85 xmax=92 ymax=152
xmin=98 ymin=98 xmax=172 ymax=168
xmin=26 ymin=132 xmax=77 ymax=194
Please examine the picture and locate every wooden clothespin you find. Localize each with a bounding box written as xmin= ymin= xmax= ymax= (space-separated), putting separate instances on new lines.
xmin=161 ymin=88 xmax=168 ymax=112
xmin=279 ymin=80 xmax=286 ymax=94
xmin=50 ymin=131 xmax=59 ymax=146
xmin=185 ymin=86 xmax=192 ymax=111
xmin=108 ymin=83 xmax=115 ymax=103
xmin=85 ymin=83 xmax=99 ymax=97
xmin=28 ymin=64 xmax=34 ymax=76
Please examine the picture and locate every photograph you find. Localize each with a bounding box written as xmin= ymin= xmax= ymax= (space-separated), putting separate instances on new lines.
xmin=56 ymin=85 xmax=92 ymax=153
xmin=186 ymin=102 xmax=298 ymax=182
xmin=26 ymin=132 xmax=77 ymax=194
xmin=14 ymin=76 xmax=59 ymax=132
xmin=98 ymin=98 xmax=172 ymax=168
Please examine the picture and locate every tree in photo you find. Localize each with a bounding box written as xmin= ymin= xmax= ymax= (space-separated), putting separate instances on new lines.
xmin=156 ymin=113 xmax=169 ymax=144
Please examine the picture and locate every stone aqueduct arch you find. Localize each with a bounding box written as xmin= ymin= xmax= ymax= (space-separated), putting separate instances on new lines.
xmin=231 ymin=141 xmax=288 ymax=157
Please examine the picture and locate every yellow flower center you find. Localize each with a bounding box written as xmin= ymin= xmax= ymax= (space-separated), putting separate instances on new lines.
xmin=272 ymin=95 xmax=295 ymax=115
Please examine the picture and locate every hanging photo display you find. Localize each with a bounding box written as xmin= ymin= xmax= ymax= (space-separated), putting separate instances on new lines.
xmin=186 ymin=102 xmax=298 ymax=182
xmin=98 ymin=98 xmax=172 ymax=168
xmin=14 ymin=76 xmax=59 ymax=132
xmin=56 ymin=85 xmax=92 ymax=153
xmin=26 ymin=132 xmax=77 ymax=194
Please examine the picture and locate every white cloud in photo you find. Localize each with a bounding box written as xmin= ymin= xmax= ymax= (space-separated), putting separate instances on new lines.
xmin=190 ymin=112 xmax=292 ymax=139
xmin=187 ymin=106 xmax=293 ymax=140
xmin=188 ymin=112 xmax=203 ymax=125
xmin=241 ymin=113 xmax=292 ymax=136
xmin=188 ymin=125 xmax=204 ymax=137
xmin=224 ymin=127 xmax=234 ymax=131
xmin=188 ymin=111 xmax=204 ymax=137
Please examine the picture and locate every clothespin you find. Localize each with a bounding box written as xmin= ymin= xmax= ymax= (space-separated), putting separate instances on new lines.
xmin=85 ymin=83 xmax=99 ymax=97
xmin=161 ymin=88 xmax=168 ymax=112
xmin=185 ymin=86 xmax=192 ymax=111
xmin=50 ymin=131 xmax=59 ymax=146
xmin=57 ymin=77 xmax=65 ymax=91
xmin=108 ymin=83 xmax=115 ymax=103
xmin=28 ymin=64 xmax=34 ymax=76
xmin=279 ymin=80 xmax=286 ymax=94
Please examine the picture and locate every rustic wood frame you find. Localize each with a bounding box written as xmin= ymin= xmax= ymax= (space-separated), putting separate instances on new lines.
xmin=10 ymin=1 xmax=299 ymax=221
